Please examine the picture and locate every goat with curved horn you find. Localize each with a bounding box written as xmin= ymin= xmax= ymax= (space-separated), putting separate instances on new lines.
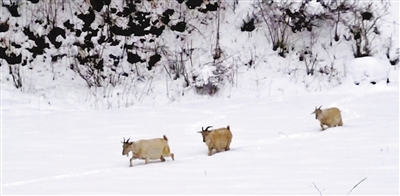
xmin=312 ymin=106 xmax=343 ymax=131
xmin=198 ymin=125 xmax=232 ymax=156
xmin=121 ymin=135 xmax=174 ymax=167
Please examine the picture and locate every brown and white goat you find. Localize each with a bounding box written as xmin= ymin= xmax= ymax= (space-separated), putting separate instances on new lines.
xmin=198 ymin=125 xmax=232 ymax=156
xmin=312 ymin=106 xmax=343 ymax=131
xmin=121 ymin=135 xmax=174 ymax=167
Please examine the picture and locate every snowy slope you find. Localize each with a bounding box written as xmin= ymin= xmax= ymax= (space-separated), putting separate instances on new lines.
xmin=2 ymin=83 xmax=398 ymax=195
xmin=1 ymin=0 xmax=399 ymax=195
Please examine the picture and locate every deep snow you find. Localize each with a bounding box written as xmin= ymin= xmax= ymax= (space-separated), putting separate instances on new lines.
xmin=2 ymin=81 xmax=398 ymax=195
xmin=1 ymin=0 xmax=399 ymax=195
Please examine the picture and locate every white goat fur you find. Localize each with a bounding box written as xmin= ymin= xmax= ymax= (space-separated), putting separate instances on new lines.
xmin=122 ymin=135 xmax=174 ymax=167
xmin=312 ymin=106 xmax=343 ymax=130
xmin=199 ymin=126 xmax=233 ymax=156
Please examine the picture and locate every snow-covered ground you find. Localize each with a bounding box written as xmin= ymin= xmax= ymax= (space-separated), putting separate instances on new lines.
xmin=1 ymin=0 xmax=399 ymax=195
xmin=2 ymin=79 xmax=398 ymax=194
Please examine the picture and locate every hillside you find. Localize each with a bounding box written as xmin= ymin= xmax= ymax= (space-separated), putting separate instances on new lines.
xmin=1 ymin=0 xmax=399 ymax=108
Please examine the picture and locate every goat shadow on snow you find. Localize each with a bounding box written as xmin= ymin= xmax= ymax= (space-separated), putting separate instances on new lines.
xmin=203 ymin=147 xmax=241 ymax=156
xmin=127 ymin=159 xmax=175 ymax=167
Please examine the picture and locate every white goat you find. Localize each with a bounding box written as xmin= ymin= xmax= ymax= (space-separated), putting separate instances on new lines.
xmin=198 ymin=125 xmax=232 ymax=156
xmin=312 ymin=106 xmax=343 ymax=131
xmin=122 ymin=135 xmax=174 ymax=167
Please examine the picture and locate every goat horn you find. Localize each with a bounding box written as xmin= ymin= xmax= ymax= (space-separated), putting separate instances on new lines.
xmin=318 ymin=105 xmax=322 ymax=109
xmin=123 ymin=137 xmax=125 ymax=142
xmin=126 ymin=138 xmax=130 ymax=143
xmin=204 ymin=126 xmax=213 ymax=131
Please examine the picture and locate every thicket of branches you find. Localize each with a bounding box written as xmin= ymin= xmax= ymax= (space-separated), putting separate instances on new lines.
xmin=254 ymin=0 xmax=396 ymax=59
xmin=0 ymin=0 xmax=398 ymax=106
xmin=0 ymin=0 xmax=225 ymax=102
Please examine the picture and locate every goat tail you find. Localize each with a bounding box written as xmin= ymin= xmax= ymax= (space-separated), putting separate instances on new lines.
xmin=163 ymin=135 xmax=168 ymax=141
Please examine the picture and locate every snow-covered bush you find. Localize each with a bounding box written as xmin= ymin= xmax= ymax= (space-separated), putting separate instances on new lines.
xmin=347 ymin=56 xmax=391 ymax=85
xmin=251 ymin=0 xmax=397 ymax=89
